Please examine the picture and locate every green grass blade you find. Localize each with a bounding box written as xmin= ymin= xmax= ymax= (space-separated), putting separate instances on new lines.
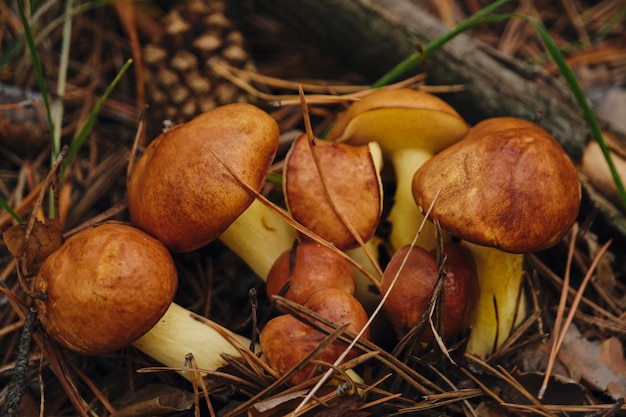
xmin=527 ymin=16 xmax=626 ymax=210
xmin=62 ymin=59 xmax=133 ymax=177
xmin=372 ymin=0 xmax=512 ymax=87
xmin=17 ymin=1 xmax=55 ymax=152
xmin=0 ymin=197 xmax=24 ymax=223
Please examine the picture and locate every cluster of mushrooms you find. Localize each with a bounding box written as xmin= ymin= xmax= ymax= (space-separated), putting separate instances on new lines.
xmin=32 ymin=88 xmax=582 ymax=388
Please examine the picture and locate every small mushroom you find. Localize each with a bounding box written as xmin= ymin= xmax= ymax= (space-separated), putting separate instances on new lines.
xmin=283 ymin=132 xmax=383 ymax=250
xmin=381 ymin=243 xmax=478 ymax=341
xmin=412 ymin=117 xmax=581 ymax=357
xmin=266 ymin=241 xmax=356 ymax=309
xmin=327 ymin=88 xmax=468 ymax=251
xmin=260 ymin=287 xmax=369 ymax=385
xmin=33 ymin=223 xmax=178 ymax=355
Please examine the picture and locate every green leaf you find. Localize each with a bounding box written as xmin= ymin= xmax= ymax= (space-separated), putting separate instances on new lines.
xmin=0 ymin=197 xmax=24 ymax=223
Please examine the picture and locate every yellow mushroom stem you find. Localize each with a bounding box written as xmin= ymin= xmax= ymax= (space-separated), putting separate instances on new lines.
xmin=133 ymin=303 xmax=250 ymax=377
xmin=218 ymin=199 xmax=297 ymax=280
xmin=133 ymin=302 xmax=364 ymax=384
xmin=462 ymin=242 xmax=526 ymax=358
xmin=345 ymin=236 xmax=385 ymax=313
xmin=387 ymin=148 xmax=445 ymax=251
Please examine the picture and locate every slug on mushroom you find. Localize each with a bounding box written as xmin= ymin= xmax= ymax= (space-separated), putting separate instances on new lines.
xmin=326 ymin=88 xmax=468 ymax=251
xmin=412 ymin=117 xmax=581 ymax=357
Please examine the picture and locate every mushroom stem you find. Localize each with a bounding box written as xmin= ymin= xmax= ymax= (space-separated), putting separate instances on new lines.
xmin=132 ymin=303 xmax=251 ymax=378
xmin=387 ymin=148 xmax=443 ymax=251
xmin=462 ymin=242 xmax=526 ymax=358
xmin=219 ymin=199 xmax=297 ymax=280
xmin=345 ymin=237 xmax=384 ymax=313
xmin=133 ymin=302 xmax=365 ymax=385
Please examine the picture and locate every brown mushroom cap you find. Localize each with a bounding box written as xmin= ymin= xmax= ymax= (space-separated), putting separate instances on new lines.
xmin=412 ymin=117 xmax=581 ymax=253
xmin=266 ymin=241 xmax=356 ymax=308
xmin=260 ymin=288 xmax=369 ymax=384
xmin=284 ymin=133 xmax=382 ymax=249
xmin=381 ymin=244 xmax=478 ymax=340
xmin=127 ymin=103 xmax=279 ymax=252
xmin=33 ymin=223 xmax=178 ymax=355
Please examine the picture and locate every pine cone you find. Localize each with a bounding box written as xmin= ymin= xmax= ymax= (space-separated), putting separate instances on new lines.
xmin=143 ymin=0 xmax=256 ymax=128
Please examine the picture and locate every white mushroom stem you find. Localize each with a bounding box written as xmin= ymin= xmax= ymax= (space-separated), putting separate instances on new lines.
xmin=462 ymin=242 xmax=526 ymax=358
xmin=132 ymin=303 xmax=252 ymax=378
xmin=219 ymin=199 xmax=297 ymax=280
xmin=386 ymin=148 xmax=444 ymax=251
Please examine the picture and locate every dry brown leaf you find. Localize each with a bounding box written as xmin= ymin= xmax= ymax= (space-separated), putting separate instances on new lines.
xmin=2 ymin=218 xmax=63 ymax=275
xmin=556 ymin=324 xmax=626 ymax=400
xmin=111 ymin=384 xmax=194 ymax=417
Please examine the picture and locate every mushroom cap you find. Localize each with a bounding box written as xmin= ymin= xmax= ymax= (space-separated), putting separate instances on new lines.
xmin=284 ymin=133 xmax=382 ymax=249
xmin=266 ymin=241 xmax=356 ymax=308
xmin=412 ymin=117 xmax=581 ymax=253
xmin=127 ymin=103 xmax=279 ymax=252
xmin=260 ymin=288 xmax=369 ymax=384
xmin=33 ymin=223 xmax=178 ymax=355
xmin=326 ymin=88 xmax=468 ymax=156
xmin=381 ymin=244 xmax=478 ymax=340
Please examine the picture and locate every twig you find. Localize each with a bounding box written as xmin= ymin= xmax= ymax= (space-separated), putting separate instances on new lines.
xmin=0 ymin=309 xmax=37 ymax=417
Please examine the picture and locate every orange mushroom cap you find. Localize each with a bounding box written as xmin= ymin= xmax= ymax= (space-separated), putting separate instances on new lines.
xmin=34 ymin=223 xmax=178 ymax=355
xmin=127 ymin=103 xmax=279 ymax=252
xmin=412 ymin=117 xmax=581 ymax=253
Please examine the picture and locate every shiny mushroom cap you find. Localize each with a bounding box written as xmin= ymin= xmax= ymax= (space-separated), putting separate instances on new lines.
xmin=127 ymin=103 xmax=279 ymax=253
xmin=266 ymin=241 xmax=356 ymax=308
xmin=260 ymin=288 xmax=369 ymax=385
xmin=412 ymin=117 xmax=581 ymax=253
xmin=283 ymin=133 xmax=383 ymax=249
xmin=34 ymin=223 xmax=178 ymax=355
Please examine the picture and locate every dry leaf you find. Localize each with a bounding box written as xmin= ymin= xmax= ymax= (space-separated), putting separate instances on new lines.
xmin=3 ymin=218 xmax=63 ymax=275
xmin=555 ymin=324 xmax=626 ymax=399
xmin=111 ymin=384 xmax=194 ymax=417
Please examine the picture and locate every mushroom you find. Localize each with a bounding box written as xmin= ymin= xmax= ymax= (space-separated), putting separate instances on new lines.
xmin=127 ymin=103 xmax=297 ymax=278
xmin=412 ymin=117 xmax=581 ymax=357
xmin=33 ymin=222 xmax=177 ymax=355
xmin=327 ymin=88 xmax=468 ymax=251
xmin=283 ymin=132 xmax=383 ymax=250
xmin=260 ymin=287 xmax=369 ymax=385
xmin=380 ymin=243 xmax=478 ymax=341
xmin=33 ymin=222 xmax=251 ymax=375
xmin=266 ymin=240 xmax=356 ymax=309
